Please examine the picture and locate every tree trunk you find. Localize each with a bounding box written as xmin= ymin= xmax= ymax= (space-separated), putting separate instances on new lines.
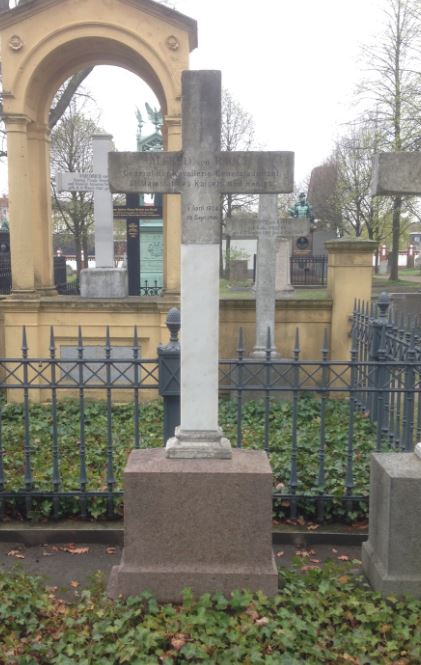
xmin=82 ymin=231 xmax=89 ymax=271
xmin=75 ymin=233 xmax=82 ymax=275
xmin=219 ymin=202 xmax=224 ymax=278
xmin=389 ymin=195 xmax=401 ymax=281
xmin=225 ymin=236 xmax=231 ymax=280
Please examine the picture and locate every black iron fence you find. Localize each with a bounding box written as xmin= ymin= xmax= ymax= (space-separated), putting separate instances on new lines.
xmin=351 ymin=292 xmax=421 ymax=452
xmin=290 ymin=255 xmax=327 ymax=286
xmin=0 ymin=294 xmax=417 ymax=522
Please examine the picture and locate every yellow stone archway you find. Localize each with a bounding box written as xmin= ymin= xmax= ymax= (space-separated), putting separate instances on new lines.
xmin=0 ymin=0 xmax=197 ymax=296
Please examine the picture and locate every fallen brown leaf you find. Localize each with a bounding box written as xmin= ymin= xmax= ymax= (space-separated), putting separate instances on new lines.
xmin=337 ymin=555 xmax=350 ymax=561
xmin=70 ymin=580 xmax=80 ymax=588
xmin=310 ymin=558 xmax=321 ymax=564
xmin=255 ymin=616 xmax=269 ymax=626
xmin=245 ymin=607 xmax=259 ymax=621
xmin=338 ymin=575 xmax=350 ymax=585
xmin=276 ymin=551 xmax=284 ymax=558
xmin=170 ymin=633 xmax=188 ymax=651
xmin=301 ymin=564 xmax=320 ymax=571
xmin=331 ymin=548 xmax=338 ymax=554
xmin=106 ymin=547 xmax=117 ymax=555
xmin=7 ymin=549 xmax=24 ymax=559
xmin=62 ymin=544 xmax=89 ymax=555
xmin=307 ymin=523 xmax=320 ymax=531
xmin=341 ymin=654 xmax=360 ymax=664
xmin=295 ymin=550 xmax=310 ymax=557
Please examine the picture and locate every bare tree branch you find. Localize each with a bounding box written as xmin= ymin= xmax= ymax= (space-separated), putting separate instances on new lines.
xmin=49 ymin=68 xmax=94 ymax=129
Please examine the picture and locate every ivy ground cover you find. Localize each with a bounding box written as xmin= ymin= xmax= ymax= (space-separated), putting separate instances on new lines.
xmin=0 ymin=561 xmax=420 ymax=664
xmin=0 ymin=396 xmax=378 ymax=521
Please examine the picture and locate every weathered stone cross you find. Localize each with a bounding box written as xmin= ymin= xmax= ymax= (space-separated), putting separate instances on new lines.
xmin=226 ymin=196 xmax=309 ymax=355
xmin=371 ymin=152 xmax=421 ymax=197
xmin=109 ymin=70 xmax=294 ymax=458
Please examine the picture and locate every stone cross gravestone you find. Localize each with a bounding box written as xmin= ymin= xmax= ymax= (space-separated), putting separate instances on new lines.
xmin=226 ymin=201 xmax=309 ymax=355
xmin=361 ymin=151 xmax=421 ymax=597
xmin=57 ymin=133 xmax=127 ymax=298
xmin=109 ymin=70 xmax=294 ymax=458
xmin=108 ymin=70 xmax=293 ymax=602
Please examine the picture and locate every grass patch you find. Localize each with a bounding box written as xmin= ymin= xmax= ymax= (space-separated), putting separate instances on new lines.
xmin=0 ymin=563 xmax=420 ymax=663
xmin=372 ymin=276 xmax=420 ymax=289
xmin=219 ymin=278 xmax=329 ymax=300
xmin=0 ymin=396 xmax=379 ymax=522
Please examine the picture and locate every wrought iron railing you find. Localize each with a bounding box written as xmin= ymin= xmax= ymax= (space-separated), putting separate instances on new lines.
xmin=351 ymin=292 xmax=421 ymax=452
xmin=139 ymin=280 xmax=163 ymax=296
xmin=0 ymin=295 xmax=417 ymax=522
xmin=290 ymin=255 xmax=328 ymax=286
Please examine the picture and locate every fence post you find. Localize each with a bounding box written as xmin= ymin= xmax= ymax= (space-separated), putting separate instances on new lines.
xmin=369 ymin=292 xmax=390 ymax=431
xmin=158 ymin=307 xmax=180 ymax=444
xmin=325 ymin=239 xmax=377 ymax=360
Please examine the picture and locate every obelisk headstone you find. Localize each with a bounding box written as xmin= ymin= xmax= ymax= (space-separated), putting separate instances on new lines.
xmin=107 ymin=70 xmax=294 ymax=601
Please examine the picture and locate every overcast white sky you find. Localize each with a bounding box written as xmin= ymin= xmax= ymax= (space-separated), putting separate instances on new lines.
xmin=87 ymin=0 xmax=386 ymax=187
xmin=1 ymin=0 xmax=388 ymax=192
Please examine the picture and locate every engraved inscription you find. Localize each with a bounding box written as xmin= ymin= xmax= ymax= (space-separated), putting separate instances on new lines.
xmin=58 ymin=172 xmax=109 ymax=192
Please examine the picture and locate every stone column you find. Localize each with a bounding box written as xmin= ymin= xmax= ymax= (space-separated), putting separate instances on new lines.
xmin=28 ymin=122 xmax=56 ymax=294
xmin=252 ymin=195 xmax=279 ymax=357
xmin=275 ymin=238 xmax=294 ymax=293
xmin=162 ymin=115 xmax=181 ymax=295
xmin=326 ymin=239 xmax=377 ymax=360
xmin=5 ymin=114 xmax=36 ymax=296
xmin=92 ymin=134 xmax=114 ymax=268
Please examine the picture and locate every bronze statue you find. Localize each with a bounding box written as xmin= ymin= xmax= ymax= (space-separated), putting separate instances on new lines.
xmin=289 ymin=192 xmax=314 ymax=222
xmin=145 ymin=102 xmax=163 ymax=131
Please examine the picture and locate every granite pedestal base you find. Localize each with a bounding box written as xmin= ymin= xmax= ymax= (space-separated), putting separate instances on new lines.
xmin=362 ymin=452 xmax=421 ymax=597
xmin=80 ymin=267 xmax=128 ymax=298
xmin=108 ymin=449 xmax=278 ymax=601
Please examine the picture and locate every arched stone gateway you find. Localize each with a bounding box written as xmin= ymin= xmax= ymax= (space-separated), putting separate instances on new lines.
xmin=0 ymin=0 xmax=197 ymax=295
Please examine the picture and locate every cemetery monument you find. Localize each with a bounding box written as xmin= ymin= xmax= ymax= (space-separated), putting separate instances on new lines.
xmin=226 ymin=198 xmax=309 ymax=355
xmin=57 ymin=133 xmax=128 ymax=298
xmin=108 ymin=70 xmax=294 ymax=601
xmin=362 ymin=151 xmax=421 ymax=597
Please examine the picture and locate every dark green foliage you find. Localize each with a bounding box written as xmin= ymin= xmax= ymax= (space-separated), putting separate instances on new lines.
xmin=0 ymin=563 xmax=420 ymax=663
xmin=0 ymin=396 xmax=378 ymax=521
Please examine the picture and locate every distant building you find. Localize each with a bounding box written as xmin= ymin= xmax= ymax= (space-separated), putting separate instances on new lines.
xmin=409 ymin=231 xmax=421 ymax=249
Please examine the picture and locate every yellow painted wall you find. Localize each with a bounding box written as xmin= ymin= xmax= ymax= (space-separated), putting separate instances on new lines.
xmin=0 ymin=295 xmax=332 ymax=403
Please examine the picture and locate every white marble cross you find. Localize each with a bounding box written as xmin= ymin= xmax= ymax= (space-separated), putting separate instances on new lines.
xmin=109 ymin=70 xmax=294 ymax=458
xmin=57 ymin=133 xmax=114 ymax=268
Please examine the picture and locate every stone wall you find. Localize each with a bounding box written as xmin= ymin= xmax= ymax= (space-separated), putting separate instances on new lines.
xmin=0 ymin=239 xmax=375 ymax=402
